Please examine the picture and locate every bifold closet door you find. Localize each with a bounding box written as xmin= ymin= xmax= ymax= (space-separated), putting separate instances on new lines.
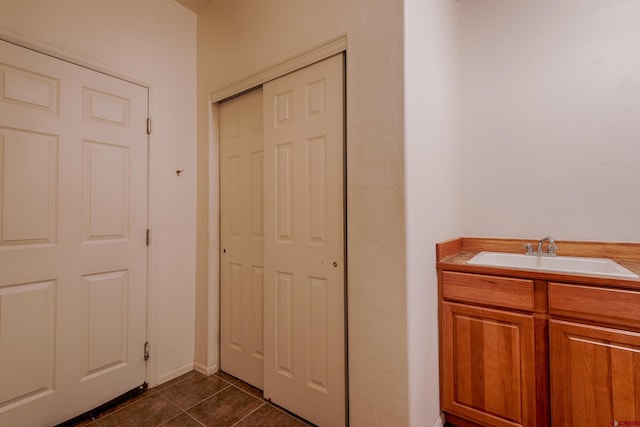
xmin=220 ymin=88 xmax=265 ymax=389
xmin=263 ymin=53 xmax=346 ymax=427
xmin=0 ymin=39 xmax=148 ymax=427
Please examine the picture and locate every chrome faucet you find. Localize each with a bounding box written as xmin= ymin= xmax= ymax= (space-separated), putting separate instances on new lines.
xmin=536 ymin=236 xmax=557 ymax=256
xmin=524 ymin=236 xmax=557 ymax=256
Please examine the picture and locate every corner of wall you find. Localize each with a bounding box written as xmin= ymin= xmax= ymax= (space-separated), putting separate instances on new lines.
xmin=194 ymin=362 xmax=218 ymax=377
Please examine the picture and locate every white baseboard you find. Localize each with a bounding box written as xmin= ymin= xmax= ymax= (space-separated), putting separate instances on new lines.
xmin=194 ymin=362 xmax=218 ymax=376
xmin=155 ymin=362 xmax=195 ymax=386
xmin=433 ymin=413 xmax=444 ymax=427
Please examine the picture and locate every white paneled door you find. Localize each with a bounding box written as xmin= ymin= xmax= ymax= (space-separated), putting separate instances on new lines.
xmin=219 ymin=54 xmax=345 ymax=426
xmin=0 ymin=40 xmax=148 ymax=426
xmin=220 ymin=88 xmax=265 ymax=388
xmin=263 ymin=54 xmax=345 ymax=427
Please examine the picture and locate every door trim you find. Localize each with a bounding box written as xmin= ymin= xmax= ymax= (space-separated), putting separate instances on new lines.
xmin=0 ymin=25 xmax=157 ymax=386
xmin=208 ymin=35 xmax=346 ymax=103
xmin=0 ymin=27 xmax=153 ymax=88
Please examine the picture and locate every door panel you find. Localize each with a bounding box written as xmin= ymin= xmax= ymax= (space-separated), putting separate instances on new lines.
xmin=0 ymin=280 xmax=56 ymax=406
xmin=0 ymin=127 xmax=58 ymax=244
xmin=82 ymin=141 xmax=130 ymax=241
xmin=220 ymin=88 xmax=265 ymax=388
xmin=263 ymin=53 xmax=345 ymax=427
xmin=0 ymin=39 xmax=148 ymax=427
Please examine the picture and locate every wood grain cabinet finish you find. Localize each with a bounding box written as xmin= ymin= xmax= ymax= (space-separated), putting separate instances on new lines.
xmin=441 ymin=277 xmax=640 ymax=427
xmin=549 ymin=320 xmax=640 ymax=426
xmin=442 ymin=271 xmax=535 ymax=312
xmin=441 ymin=302 xmax=540 ymax=427
xmin=437 ymin=239 xmax=640 ymax=427
xmin=549 ymin=282 xmax=640 ymax=330
xmin=549 ymin=283 xmax=640 ymax=426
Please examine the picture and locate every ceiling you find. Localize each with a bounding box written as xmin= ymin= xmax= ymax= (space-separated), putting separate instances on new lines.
xmin=173 ymin=0 xmax=215 ymax=13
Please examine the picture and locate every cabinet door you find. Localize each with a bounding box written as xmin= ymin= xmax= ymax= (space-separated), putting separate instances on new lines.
xmin=441 ymin=302 xmax=539 ymax=427
xmin=550 ymin=320 xmax=640 ymax=426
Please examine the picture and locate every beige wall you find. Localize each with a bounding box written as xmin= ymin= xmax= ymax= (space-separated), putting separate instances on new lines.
xmin=459 ymin=0 xmax=640 ymax=242
xmin=0 ymin=0 xmax=198 ymax=385
xmin=405 ymin=0 xmax=460 ymax=425
xmin=196 ymin=1 xmax=412 ymax=425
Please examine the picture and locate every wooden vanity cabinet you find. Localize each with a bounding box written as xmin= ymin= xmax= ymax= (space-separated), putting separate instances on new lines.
xmin=439 ymin=271 xmax=549 ymax=427
xmin=437 ymin=238 xmax=640 ymax=427
xmin=548 ymin=282 xmax=640 ymax=426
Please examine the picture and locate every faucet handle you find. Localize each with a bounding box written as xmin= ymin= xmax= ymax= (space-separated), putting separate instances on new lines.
xmin=523 ymin=243 xmax=534 ymax=255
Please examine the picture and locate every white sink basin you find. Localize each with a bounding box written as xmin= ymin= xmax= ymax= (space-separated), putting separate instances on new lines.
xmin=468 ymin=251 xmax=639 ymax=279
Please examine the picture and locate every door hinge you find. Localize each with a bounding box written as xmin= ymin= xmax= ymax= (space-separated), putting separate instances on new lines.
xmin=144 ymin=341 xmax=150 ymax=361
xmin=146 ymin=229 xmax=150 ymax=246
xmin=146 ymin=118 xmax=152 ymax=135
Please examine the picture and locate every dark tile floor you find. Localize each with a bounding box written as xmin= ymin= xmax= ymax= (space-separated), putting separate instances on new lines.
xmin=68 ymin=371 xmax=314 ymax=427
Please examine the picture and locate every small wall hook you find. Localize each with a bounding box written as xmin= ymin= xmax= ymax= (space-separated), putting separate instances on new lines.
xmin=176 ymin=169 xmax=184 ymax=176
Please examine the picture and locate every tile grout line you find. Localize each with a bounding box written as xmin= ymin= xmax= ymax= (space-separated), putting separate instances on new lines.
xmin=155 ymin=371 xmax=199 ymax=392
xmin=91 ymin=391 xmax=181 ymax=426
xmin=264 ymin=402 xmax=313 ymax=426
xmin=156 ymin=408 xmax=206 ymax=427
xmin=182 ymin=411 xmax=207 ymax=427
xmin=90 ymin=389 xmax=159 ymax=423
xmin=179 ymin=383 xmax=233 ymax=413
xmin=177 ymin=379 xmax=264 ymax=427
xmin=68 ymin=372 xmax=242 ymax=426
xmin=225 ymin=383 xmax=311 ymax=427
xmin=170 ymin=376 xmax=256 ymax=425
xmin=155 ymin=371 xmax=238 ymax=413
xmin=229 ymin=402 xmax=267 ymax=427
xmin=229 ymin=382 xmax=263 ymax=398
xmin=155 ymin=394 xmax=185 ymax=426
xmin=94 ymin=371 xmax=315 ymax=427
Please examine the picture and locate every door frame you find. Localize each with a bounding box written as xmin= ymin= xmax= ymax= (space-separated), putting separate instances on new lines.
xmin=0 ymin=26 xmax=158 ymax=386
xmin=206 ymin=35 xmax=348 ymax=399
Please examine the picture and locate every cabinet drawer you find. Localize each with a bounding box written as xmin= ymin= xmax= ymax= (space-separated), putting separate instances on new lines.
xmin=549 ymin=282 xmax=640 ymax=329
xmin=442 ymin=271 xmax=535 ymax=311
